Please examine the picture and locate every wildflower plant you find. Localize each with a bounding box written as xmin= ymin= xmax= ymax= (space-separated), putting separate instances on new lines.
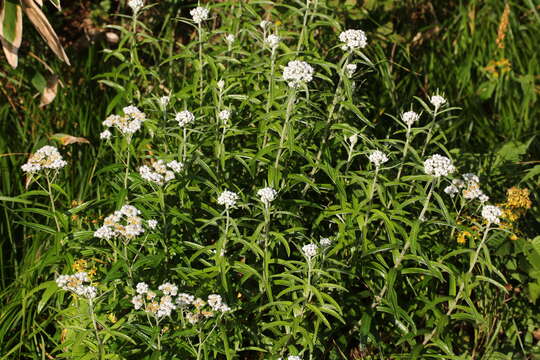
xmin=5 ymin=1 xmax=538 ymax=360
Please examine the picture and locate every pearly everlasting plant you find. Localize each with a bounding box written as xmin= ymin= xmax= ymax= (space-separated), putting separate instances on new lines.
xmin=257 ymin=187 xmax=277 ymax=205
xmin=339 ymin=29 xmax=367 ymax=50
xmin=368 ymin=150 xmax=389 ymax=168
xmin=283 ymin=60 xmax=314 ymax=88
xmin=21 ymin=145 xmax=67 ymax=173
xmin=94 ymin=205 xmax=150 ymax=240
xmin=138 ymin=159 xmax=183 ymax=185
xmin=190 ymin=7 xmax=209 ymax=24
xmin=481 ymin=205 xmax=502 ymax=225
xmin=175 ymin=110 xmax=195 ymax=127
xmin=128 ymin=0 xmax=143 ymax=13
xmin=102 ymin=105 xmax=146 ymax=137
xmin=424 ymin=154 xmax=456 ymax=177
xmin=402 ymin=110 xmax=420 ymax=128
xmin=56 ymin=272 xmax=97 ymax=299
xmin=217 ymin=190 xmax=238 ymax=209
xmin=302 ymin=243 xmax=318 ymax=258
xmin=430 ymin=94 xmax=446 ymax=110
xmin=265 ymin=34 xmax=280 ymax=49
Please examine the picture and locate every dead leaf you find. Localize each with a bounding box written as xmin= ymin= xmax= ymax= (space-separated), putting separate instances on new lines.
xmin=20 ymin=0 xmax=70 ymax=65
xmin=0 ymin=1 xmax=23 ymax=68
xmin=40 ymin=74 xmax=58 ymax=106
xmin=51 ymin=133 xmax=90 ymax=146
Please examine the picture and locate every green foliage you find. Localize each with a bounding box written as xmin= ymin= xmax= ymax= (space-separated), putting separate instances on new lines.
xmin=1 ymin=0 xmax=539 ymax=359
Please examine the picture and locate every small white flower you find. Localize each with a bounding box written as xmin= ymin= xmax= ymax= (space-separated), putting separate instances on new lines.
xmin=56 ymin=272 xmax=97 ymax=299
xmin=444 ymin=185 xmax=459 ymax=197
xmin=175 ymin=110 xmax=195 ymax=127
xmin=265 ymin=34 xmax=280 ymax=49
xmin=190 ymin=6 xmax=209 ymax=24
xmin=345 ymin=63 xmax=357 ymax=78
xmin=207 ymin=294 xmax=223 ymax=311
xmin=368 ymin=150 xmax=389 ymax=168
xmin=302 ymin=243 xmax=318 ymax=258
xmin=158 ymin=282 xmax=178 ymax=296
xmin=462 ymin=173 xmax=480 ymax=184
xmin=21 ymin=145 xmax=67 ymax=173
xmin=177 ymin=293 xmax=195 ymax=306
xmin=348 ymin=134 xmax=358 ymax=147
xmin=218 ymin=190 xmax=238 ymax=209
xmin=225 ymin=34 xmax=235 ymax=45
xmin=430 ymin=95 xmax=446 ymax=110
xmin=479 ymin=193 xmax=489 ymax=203
xmin=147 ymin=220 xmax=158 ymax=229
xmin=259 ymin=20 xmax=270 ymax=29
xmin=423 ymin=154 xmax=455 ymax=177
xmin=217 ymin=80 xmax=225 ymax=91
xmin=136 ymin=282 xmax=149 ymax=294
xmin=167 ymin=160 xmax=184 ymax=173
xmin=339 ymin=29 xmax=367 ymax=50
xmin=257 ymin=187 xmax=277 ymax=205
xmin=320 ymin=237 xmax=332 ymax=247
xmin=481 ymin=205 xmax=502 ymax=225
xmin=159 ymin=96 xmax=170 ymax=108
xmin=218 ymin=110 xmax=231 ymax=122
xmin=402 ymin=111 xmax=420 ymax=127
xmin=128 ymin=0 xmax=143 ymax=13
xmin=100 ymin=130 xmax=112 ymax=140
xmin=283 ymin=60 xmax=314 ymax=88
xmin=288 ymin=356 xmax=301 ymax=360
xmin=131 ymin=295 xmax=143 ymax=310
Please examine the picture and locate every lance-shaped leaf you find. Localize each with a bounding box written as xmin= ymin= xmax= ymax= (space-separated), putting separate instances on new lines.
xmin=20 ymin=0 xmax=70 ymax=65
xmin=0 ymin=0 xmax=23 ymax=68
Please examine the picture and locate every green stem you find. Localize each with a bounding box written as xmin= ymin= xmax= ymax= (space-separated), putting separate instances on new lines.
xmin=396 ymin=128 xmax=411 ymax=181
xmin=198 ymin=24 xmax=204 ymax=107
xmin=419 ymin=178 xmax=437 ymax=222
xmin=361 ymin=168 xmax=378 ymax=253
xmin=274 ymin=90 xmax=296 ymax=169
xmin=45 ymin=173 xmax=60 ymax=232
xmin=296 ymin=0 xmax=311 ymax=54
xmin=262 ymin=48 xmax=277 ymax=148
xmin=89 ymin=299 xmax=104 ymax=360
xmin=262 ymin=204 xmax=273 ymax=301
xmin=124 ymin=141 xmax=131 ymax=191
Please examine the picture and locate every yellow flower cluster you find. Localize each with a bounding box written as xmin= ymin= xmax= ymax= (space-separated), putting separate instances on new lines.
xmin=71 ymin=259 xmax=97 ymax=277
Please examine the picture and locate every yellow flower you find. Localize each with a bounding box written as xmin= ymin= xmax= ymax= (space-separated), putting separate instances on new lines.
xmin=107 ymin=313 xmax=117 ymax=323
xmin=72 ymin=259 xmax=87 ymax=272
xmin=506 ymin=187 xmax=532 ymax=209
xmin=510 ymin=234 xmax=518 ymax=241
xmin=457 ymin=231 xmax=472 ymax=244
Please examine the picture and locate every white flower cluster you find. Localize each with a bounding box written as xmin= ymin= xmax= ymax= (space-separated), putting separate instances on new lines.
xmin=278 ymin=356 xmax=301 ymax=360
xmin=218 ymin=110 xmax=231 ymax=122
xmin=320 ymin=237 xmax=332 ymax=247
xmin=402 ymin=110 xmax=420 ymax=128
xmin=430 ymin=94 xmax=446 ymax=110
xmin=283 ymin=60 xmax=314 ymax=88
xmin=265 ymin=34 xmax=280 ymax=49
xmin=481 ymin=205 xmax=502 ymax=225
xmin=100 ymin=130 xmax=112 ymax=140
xmin=302 ymin=243 xmax=318 ymax=258
xmin=159 ymin=96 xmax=170 ymax=109
xmin=345 ymin=63 xmax=357 ymax=78
xmin=368 ymin=150 xmax=389 ymax=168
xmin=139 ymin=159 xmax=183 ymax=185
xmin=128 ymin=0 xmax=143 ymax=13
xmin=257 ymin=187 xmax=277 ymax=205
xmin=93 ymin=205 xmax=149 ymax=240
xmin=190 ymin=7 xmax=209 ymax=24
xmin=225 ymin=34 xmax=235 ymax=45
xmin=21 ymin=145 xmax=67 ymax=173
xmin=132 ymin=282 xmax=229 ymax=321
xmin=339 ymin=29 xmax=367 ymax=50
xmin=444 ymin=173 xmax=489 ymax=202
xmin=175 ymin=110 xmax=195 ymax=127
xmin=102 ymin=105 xmax=146 ymax=136
xmin=423 ymin=154 xmax=456 ymax=177
xmin=56 ymin=272 xmax=97 ymax=299
xmin=259 ymin=20 xmax=271 ymax=30
xmin=148 ymin=219 xmax=158 ymax=229
xmin=218 ymin=190 xmax=239 ymax=209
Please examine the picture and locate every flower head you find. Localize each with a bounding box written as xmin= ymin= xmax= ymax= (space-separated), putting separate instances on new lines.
xmin=257 ymin=187 xmax=277 ymax=205
xmin=94 ymin=205 xmax=145 ymax=240
xmin=482 ymin=205 xmax=502 ymax=225
xmin=265 ymin=34 xmax=280 ymax=49
xmin=100 ymin=130 xmax=112 ymax=140
xmin=339 ymin=29 xmax=367 ymax=51
xmin=225 ymin=34 xmax=235 ymax=45
xmin=21 ymin=145 xmax=67 ymax=173
xmin=103 ymin=106 xmax=146 ymax=136
xmin=345 ymin=63 xmax=357 ymax=78
xmin=136 ymin=282 xmax=149 ymax=295
xmin=175 ymin=110 xmax=195 ymax=127
xmin=218 ymin=110 xmax=231 ymax=122
xmin=302 ymin=243 xmax=318 ymax=258
xmin=368 ymin=150 xmax=388 ymax=168
xmin=139 ymin=159 xmax=183 ymax=185
xmin=56 ymin=272 xmax=97 ymax=299
xmin=158 ymin=282 xmax=178 ymax=296
xmin=283 ymin=60 xmax=314 ymax=88
xmin=423 ymin=154 xmax=455 ymax=177
xmin=444 ymin=184 xmax=459 ymax=197
xmin=190 ymin=7 xmax=209 ymax=24
xmin=128 ymin=0 xmax=143 ymax=13
xmin=159 ymin=96 xmax=170 ymax=109
xmin=259 ymin=20 xmax=270 ymax=29
xmin=147 ymin=220 xmax=158 ymax=229
xmin=218 ymin=190 xmax=238 ymax=209
xmin=402 ymin=111 xmax=420 ymax=128
xmin=320 ymin=237 xmax=332 ymax=247
xmin=430 ymin=95 xmax=446 ymax=110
